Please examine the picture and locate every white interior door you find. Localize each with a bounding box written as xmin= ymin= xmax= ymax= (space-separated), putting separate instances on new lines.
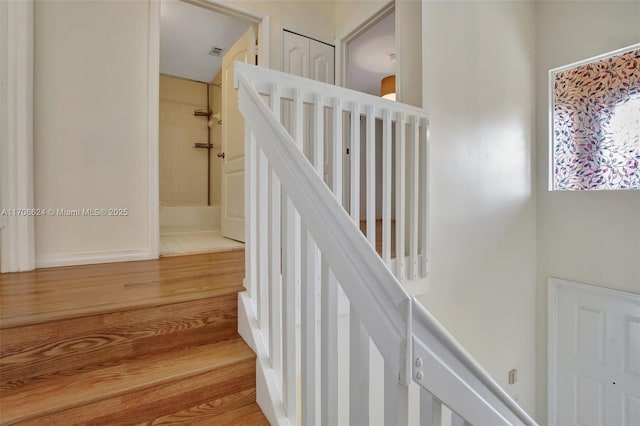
xmin=551 ymin=278 xmax=640 ymax=426
xmin=221 ymin=26 xmax=255 ymax=242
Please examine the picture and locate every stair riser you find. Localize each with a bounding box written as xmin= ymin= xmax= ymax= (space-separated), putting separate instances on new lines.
xmin=11 ymin=359 xmax=257 ymax=426
xmin=1 ymin=294 xmax=238 ymax=390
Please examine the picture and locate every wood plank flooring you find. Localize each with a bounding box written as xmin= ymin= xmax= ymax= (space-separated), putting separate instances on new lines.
xmin=0 ymin=218 xmax=394 ymax=424
xmin=0 ymin=250 xmax=245 ymax=328
xmin=360 ymin=219 xmax=397 ymax=258
xmin=1 ymin=339 xmax=254 ymax=424
xmin=0 ymin=250 xmax=268 ymax=425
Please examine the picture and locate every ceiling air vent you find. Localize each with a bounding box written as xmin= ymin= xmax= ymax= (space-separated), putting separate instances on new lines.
xmin=208 ymin=46 xmax=224 ymax=57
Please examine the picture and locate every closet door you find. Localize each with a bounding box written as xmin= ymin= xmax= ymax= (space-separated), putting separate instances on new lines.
xmin=282 ymin=31 xmax=336 ymax=191
xmin=283 ymin=31 xmax=309 ymax=79
xmin=309 ymin=38 xmax=334 ymax=84
xmin=283 ymin=32 xmax=334 ymax=83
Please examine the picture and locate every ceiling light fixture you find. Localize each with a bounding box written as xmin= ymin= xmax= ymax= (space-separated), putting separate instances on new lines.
xmin=380 ymin=75 xmax=396 ymax=101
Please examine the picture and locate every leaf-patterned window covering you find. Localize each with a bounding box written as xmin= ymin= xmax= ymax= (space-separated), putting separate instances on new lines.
xmin=551 ymin=46 xmax=640 ymax=191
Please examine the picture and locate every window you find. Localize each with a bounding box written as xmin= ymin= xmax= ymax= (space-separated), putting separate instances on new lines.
xmin=550 ymin=45 xmax=640 ymax=191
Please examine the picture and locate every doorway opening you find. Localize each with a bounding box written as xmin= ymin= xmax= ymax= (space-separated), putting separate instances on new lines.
xmin=340 ymin=3 xmax=399 ymax=253
xmin=343 ymin=5 xmax=395 ymax=98
xmin=157 ymin=0 xmax=264 ymax=256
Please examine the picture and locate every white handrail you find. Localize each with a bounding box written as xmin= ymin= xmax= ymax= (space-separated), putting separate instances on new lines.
xmin=236 ymin=61 xmax=431 ymax=283
xmin=234 ymin=62 xmax=426 ymax=119
xmin=236 ymin=67 xmax=537 ymax=426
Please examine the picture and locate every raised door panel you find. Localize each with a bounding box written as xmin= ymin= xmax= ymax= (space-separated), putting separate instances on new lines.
xmin=555 ymin=281 xmax=640 ymax=426
xmin=283 ymin=31 xmax=309 ymax=79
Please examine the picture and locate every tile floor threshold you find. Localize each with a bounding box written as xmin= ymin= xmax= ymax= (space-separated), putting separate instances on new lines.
xmin=160 ymin=231 xmax=244 ymax=255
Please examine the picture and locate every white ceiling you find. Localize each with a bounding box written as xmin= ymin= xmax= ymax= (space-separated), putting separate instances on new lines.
xmin=160 ymin=0 xmax=251 ymax=83
xmin=347 ymin=11 xmax=395 ymax=96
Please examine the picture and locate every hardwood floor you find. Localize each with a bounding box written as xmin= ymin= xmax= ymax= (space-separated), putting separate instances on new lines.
xmin=0 ymin=219 xmax=393 ymax=424
xmin=2 ymin=339 xmax=258 ymax=425
xmin=359 ymin=219 xmax=397 ymax=258
xmin=0 ymin=250 xmax=245 ymax=328
xmin=0 ymin=250 xmax=268 ymax=425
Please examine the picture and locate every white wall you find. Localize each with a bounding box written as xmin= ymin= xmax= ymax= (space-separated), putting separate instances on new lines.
xmin=31 ymin=0 xmax=336 ymax=266
xmin=534 ymin=1 xmax=640 ymax=421
xmin=419 ymin=0 xmax=537 ymax=416
xmin=395 ymin=0 xmax=421 ymax=107
xmin=0 ymin=0 xmax=7 ymax=267
xmin=0 ymin=2 xmax=9 ymax=266
xmin=34 ymin=0 xmax=152 ymax=266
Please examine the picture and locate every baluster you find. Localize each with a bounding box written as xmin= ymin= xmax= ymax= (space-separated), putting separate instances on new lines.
xmin=293 ymin=89 xmax=304 ymax=149
xmin=382 ymin=109 xmax=392 ymax=265
xmin=257 ymin=146 xmax=269 ymax=351
xmin=441 ymin=405 xmax=453 ymax=426
xmin=268 ymin=165 xmax=282 ymax=384
xmin=350 ymin=103 xmax=360 ymax=223
xmin=282 ymin=191 xmax=296 ymax=422
xmin=385 ymin=360 xmax=409 ymax=425
xmin=313 ymin=93 xmax=325 ymax=332
xmin=349 ymin=102 xmax=369 ymax=425
xmin=314 ymin=94 xmax=324 ymax=174
xmin=452 ymin=412 xmax=470 ymax=426
xmin=420 ymin=118 xmax=429 ymax=278
xmin=409 ymin=116 xmax=419 ymax=280
xmin=321 ymin=261 xmax=338 ymax=425
xmin=244 ymin=125 xmax=257 ymax=300
xmin=313 ymin=93 xmax=324 ymax=327
xmin=349 ymin=309 xmax=369 ymax=425
xmin=268 ymin=85 xmax=282 ymax=385
xmin=420 ymin=389 xmax=443 ymax=426
xmin=366 ymin=105 xmax=376 ymax=246
xmin=293 ymin=89 xmax=303 ymax=325
xmin=332 ymin=98 xmax=343 ymax=202
xmin=395 ymin=113 xmax=406 ymax=281
xmin=301 ymin=225 xmax=317 ymax=425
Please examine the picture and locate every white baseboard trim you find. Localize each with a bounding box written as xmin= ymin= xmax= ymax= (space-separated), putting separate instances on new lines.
xmin=35 ymin=249 xmax=155 ymax=268
xmin=238 ymin=291 xmax=290 ymax=426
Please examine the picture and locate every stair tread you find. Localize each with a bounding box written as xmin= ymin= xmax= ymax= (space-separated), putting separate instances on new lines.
xmin=0 ymin=337 xmax=254 ymax=424
xmin=187 ymin=401 xmax=269 ymax=426
xmin=1 ymin=294 xmax=239 ymax=391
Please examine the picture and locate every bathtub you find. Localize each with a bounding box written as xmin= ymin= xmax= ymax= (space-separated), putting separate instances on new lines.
xmin=159 ymin=205 xmax=220 ymax=233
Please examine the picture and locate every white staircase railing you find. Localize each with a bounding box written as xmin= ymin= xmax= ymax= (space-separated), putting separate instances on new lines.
xmin=235 ymin=62 xmax=537 ymax=426
xmin=236 ymin=62 xmax=429 ymax=285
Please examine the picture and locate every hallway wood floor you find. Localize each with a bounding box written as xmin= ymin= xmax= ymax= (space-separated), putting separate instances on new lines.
xmin=0 ymin=218 xmax=394 ymax=329
xmin=0 ymin=250 xmax=245 ymax=328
